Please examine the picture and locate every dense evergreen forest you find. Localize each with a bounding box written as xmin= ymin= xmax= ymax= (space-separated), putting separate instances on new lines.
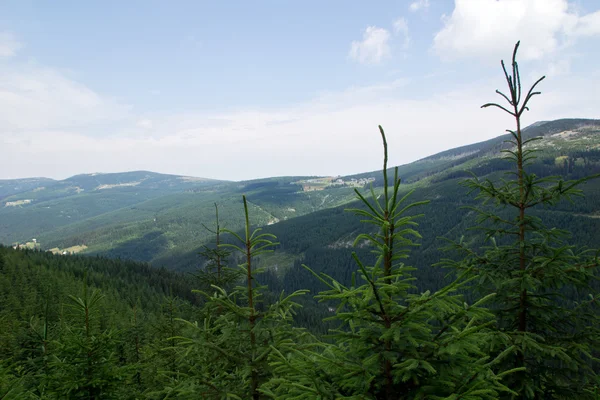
xmin=2 ymin=43 xmax=600 ymax=399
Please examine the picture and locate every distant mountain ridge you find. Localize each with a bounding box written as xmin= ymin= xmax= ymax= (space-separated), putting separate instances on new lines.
xmin=5 ymin=118 xmax=598 ymax=193
xmin=344 ymin=118 xmax=600 ymax=185
xmin=2 ymin=118 xmax=599 ymax=271
xmin=0 ymin=171 xmax=220 ymax=200
xmin=421 ymin=118 xmax=600 ymax=161
xmin=0 ymin=177 xmax=56 ymax=200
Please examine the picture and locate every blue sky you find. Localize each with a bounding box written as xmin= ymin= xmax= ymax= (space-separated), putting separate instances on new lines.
xmin=1 ymin=0 xmax=599 ymax=180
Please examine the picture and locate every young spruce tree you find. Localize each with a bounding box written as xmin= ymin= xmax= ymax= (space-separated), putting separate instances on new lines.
xmin=167 ymin=196 xmax=308 ymax=399
xmin=47 ymin=280 xmax=126 ymax=399
xmin=195 ymin=203 xmax=239 ymax=291
xmin=265 ymin=126 xmax=516 ymax=399
xmin=442 ymin=42 xmax=600 ymax=398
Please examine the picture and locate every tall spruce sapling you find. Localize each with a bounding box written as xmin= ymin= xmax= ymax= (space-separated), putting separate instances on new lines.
xmin=195 ymin=203 xmax=240 ymax=291
xmin=441 ymin=41 xmax=600 ymax=398
xmin=221 ymin=195 xmax=279 ymax=400
xmin=127 ymin=300 xmax=142 ymax=387
xmin=47 ymin=278 xmax=125 ymax=399
xmin=171 ymin=195 xmax=308 ymax=399
xmin=266 ymin=126 xmax=515 ymax=399
xmin=138 ymin=288 xmax=190 ymax=399
xmin=21 ymin=299 xmax=55 ymax=396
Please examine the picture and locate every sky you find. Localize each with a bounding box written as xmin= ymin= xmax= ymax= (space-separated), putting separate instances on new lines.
xmin=1 ymin=0 xmax=599 ymax=181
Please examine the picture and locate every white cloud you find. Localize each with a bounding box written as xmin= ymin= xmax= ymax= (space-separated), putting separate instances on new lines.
xmin=0 ymin=32 xmax=22 ymax=58
xmin=0 ymin=64 xmax=130 ymax=133
xmin=546 ymin=59 xmax=571 ymax=77
xmin=409 ymin=0 xmax=430 ymax=12
xmin=2 ymin=67 xmax=598 ymax=181
xmin=573 ymin=9 xmax=600 ymax=36
xmin=393 ymin=18 xmax=411 ymax=49
xmin=136 ymin=119 xmax=153 ymax=129
xmin=349 ymin=26 xmax=391 ymax=65
xmin=433 ymin=0 xmax=600 ymax=62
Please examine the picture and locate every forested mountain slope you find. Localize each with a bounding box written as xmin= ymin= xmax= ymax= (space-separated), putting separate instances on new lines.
xmin=2 ymin=118 xmax=599 ymax=278
xmin=0 ymin=178 xmax=56 ymax=200
xmin=0 ymin=171 xmax=223 ymax=246
xmin=347 ymin=118 xmax=600 ymax=184
xmin=0 ymin=173 xmax=361 ymax=263
xmin=170 ymin=118 xmax=600 ymax=279
xmin=0 ymin=246 xmax=204 ymax=398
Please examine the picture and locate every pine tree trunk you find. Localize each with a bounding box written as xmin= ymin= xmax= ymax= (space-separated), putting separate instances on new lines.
xmin=247 ymin=232 xmax=259 ymax=400
xmin=516 ymin=116 xmax=527 ymax=335
xmin=383 ymin=210 xmax=393 ymax=399
xmin=215 ymin=203 xmax=222 ymax=280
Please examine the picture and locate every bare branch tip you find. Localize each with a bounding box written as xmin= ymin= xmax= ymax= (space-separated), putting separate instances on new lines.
xmin=512 ymin=41 xmax=520 ymax=61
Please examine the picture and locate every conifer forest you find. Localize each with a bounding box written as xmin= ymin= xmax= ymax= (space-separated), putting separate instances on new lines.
xmin=2 ymin=43 xmax=600 ymax=399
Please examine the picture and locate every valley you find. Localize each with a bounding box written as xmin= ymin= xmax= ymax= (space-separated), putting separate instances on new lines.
xmin=2 ymin=118 xmax=599 ymax=277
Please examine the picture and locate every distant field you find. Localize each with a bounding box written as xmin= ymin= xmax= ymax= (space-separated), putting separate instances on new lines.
xmin=49 ymin=244 xmax=88 ymax=255
xmin=4 ymin=199 xmax=33 ymax=207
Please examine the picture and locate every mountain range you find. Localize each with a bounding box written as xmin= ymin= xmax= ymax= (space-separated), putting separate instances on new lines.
xmin=2 ymin=118 xmax=600 ymax=278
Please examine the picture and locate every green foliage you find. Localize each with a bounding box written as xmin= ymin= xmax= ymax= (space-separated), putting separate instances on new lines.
xmin=0 ymin=360 xmax=31 ymax=400
xmin=441 ymin=42 xmax=600 ymax=398
xmin=0 ymin=245 xmax=198 ymax=398
xmin=46 ymin=282 xmax=126 ymax=399
xmin=194 ymin=203 xmax=240 ymax=291
xmin=156 ymin=195 xmax=308 ymax=399
xmin=264 ymin=126 xmax=515 ymax=399
xmin=0 ymin=172 xmax=358 ymax=267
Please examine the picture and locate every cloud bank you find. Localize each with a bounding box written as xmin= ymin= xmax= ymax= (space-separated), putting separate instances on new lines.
xmin=1 ymin=1 xmax=599 ymax=182
xmin=434 ymin=0 xmax=600 ymax=61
